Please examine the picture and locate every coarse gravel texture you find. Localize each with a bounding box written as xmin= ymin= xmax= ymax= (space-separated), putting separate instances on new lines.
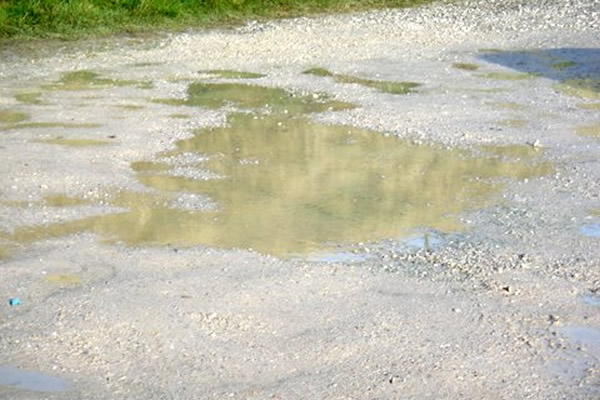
xmin=1 ymin=0 xmax=600 ymax=399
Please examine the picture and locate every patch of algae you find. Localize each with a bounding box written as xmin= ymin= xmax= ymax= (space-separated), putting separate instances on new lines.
xmin=303 ymin=67 xmax=421 ymax=95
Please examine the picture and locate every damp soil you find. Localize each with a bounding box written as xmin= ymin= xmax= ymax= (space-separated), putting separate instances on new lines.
xmin=1 ymin=1 xmax=599 ymax=399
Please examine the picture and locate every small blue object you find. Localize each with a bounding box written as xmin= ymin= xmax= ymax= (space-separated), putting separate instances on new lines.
xmin=8 ymin=298 xmax=21 ymax=306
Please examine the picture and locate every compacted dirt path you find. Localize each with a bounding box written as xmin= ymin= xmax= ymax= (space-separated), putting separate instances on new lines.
xmin=0 ymin=0 xmax=599 ymax=398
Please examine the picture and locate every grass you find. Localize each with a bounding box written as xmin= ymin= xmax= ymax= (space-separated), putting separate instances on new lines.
xmin=0 ymin=0 xmax=437 ymax=41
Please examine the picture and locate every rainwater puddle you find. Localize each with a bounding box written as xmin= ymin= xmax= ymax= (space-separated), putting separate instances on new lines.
xmin=303 ymin=68 xmax=421 ymax=94
xmin=0 ymin=110 xmax=29 ymax=124
xmin=1 ymin=122 xmax=101 ymax=131
xmin=481 ymin=144 xmax=543 ymax=160
xmin=36 ymin=137 xmax=111 ymax=147
xmin=153 ymin=81 xmax=355 ymax=112
xmin=41 ymin=70 xmax=152 ymax=91
xmin=478 ymin=48 xmax=600 ymax=99
xmin=562 ymin=326 xmax=600 ymax=357
xmin=14 ymin=92 xmax=43 ymax=105
xmin=580 ymin=223 xmax=600 ymax=238
xmin=0 ymin=366 xmax=71 ymax=392
xmin=577 ymin=124 xmax=600 ymax=138
xmin=8 ymin=83 xmax=552 ymax=258
xmin=548 ymin=325 xmax=600 ymax=385
xmin=303 ymin=251 xmax=376 ymax=264
xmin=582 ymin=293 xmax=600 ymax=307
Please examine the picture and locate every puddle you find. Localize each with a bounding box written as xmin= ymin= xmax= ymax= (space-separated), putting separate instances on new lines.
xmin=580 ymin=223 xmax=600 ymax=238
xmin=554 ymin=79 xmax=600 ymax=100
xmin=401 ymin=232 xmax=445 ymax=250
xmin=452 ymin=62 xmax=480 ymax=71
xmin=582 ymin=293 xmax=600 ymax=307
xmin=1 ymin=122 xmax=101 ymax=131
xmin=478 ymin=49 xmax=599 ymax=97
xmin=578 ymin=103 xmax=600 ymax=110
xmin=153 ymin=82 xmax=356 ymax=112
xmin=44 ymin=274 xmax=82 ymax=285
xmin=481 ymin=144 xmax=543 ymax=160
xmin=130 ymin=62 xmax=164 ymax=67
xmin=199 ymin=69 xmax=265 ymax=79
xmin=44 ymin=195 xmax=89 ymax=207
xmin=478 ymin=72 xmax=535 ymax=81
xmin=499 ymin=119 xmax=528 ymax=129
xmin=6 ymin=82 xmax=553 ymax=257
xmin=486 ymin=101 xmax=523 ymax=111
xmin=0 ymin=110 xmax=30 ymax=124
xmin=41 ymin=70 xmax=152 ymax=91
xmin=169 ymin=113 xmax=191 ymax=119
xmin=562 ymin=326 xmax=600 ymax=356
xmin=115 ymin=104 xmax=145 ymax=110
xmin=303 ymin=68 xmax=421 ymax=95
xmin=303 ymin=250 xmax=375 ymax=264
xmin=37 ymin=137 xmax=111 ymax=147
xmin=12 ymin=110 xmax=552 ymax=257
xmin=0 ymin=243 xmax=15 ymax=261
xmin=576 ymin=124 xmax=600 ymax=138
xmin=0 ymin=366 xmax=71 ymax=392
xmin=14 ymin=92 xmax=44 ymax=105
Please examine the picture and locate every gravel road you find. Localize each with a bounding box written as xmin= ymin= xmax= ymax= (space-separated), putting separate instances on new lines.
xmin=1 ymin=0 xmax=599 ymax=398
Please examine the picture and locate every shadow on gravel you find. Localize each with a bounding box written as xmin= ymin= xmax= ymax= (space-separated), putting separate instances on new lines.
xmin=479 ymin=48 xmax=600 ymax=97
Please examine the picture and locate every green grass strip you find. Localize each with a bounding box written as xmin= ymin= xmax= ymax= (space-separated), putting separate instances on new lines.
xmin=0 ymin=0 xmax=437 ymax=40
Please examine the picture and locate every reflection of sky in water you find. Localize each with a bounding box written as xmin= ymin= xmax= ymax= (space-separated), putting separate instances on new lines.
xmin=580 ymin=223 xmax=600 ymax=238
xmin=478 ymin=48 xmax=600 ymax=82
xmin=0 ymin=366 xmax=71 ymax=392
xmin=583 ymin=294 xmax=600 ymax=307
xmin=478 ymin=48 xmax=600 ymax=98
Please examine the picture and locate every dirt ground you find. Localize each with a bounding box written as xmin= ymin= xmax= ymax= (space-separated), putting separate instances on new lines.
xmin=1 ymin=0 xmax=599 ymax=398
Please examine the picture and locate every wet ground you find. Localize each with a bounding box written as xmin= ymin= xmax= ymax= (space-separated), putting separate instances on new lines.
xmin=0 ymin=1 xmax=599 ymax=398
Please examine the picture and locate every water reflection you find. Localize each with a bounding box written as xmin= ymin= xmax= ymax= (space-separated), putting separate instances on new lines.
xmin=13 ymin=113 xmax=551 ymax=257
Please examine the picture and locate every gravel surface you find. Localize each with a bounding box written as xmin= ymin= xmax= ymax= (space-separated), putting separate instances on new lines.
xmin=1 ymin=0 xmax=599 ymax=398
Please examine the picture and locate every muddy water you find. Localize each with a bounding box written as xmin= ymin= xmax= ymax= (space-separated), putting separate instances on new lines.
xmin=11 ymin=100 xmax=551 ymax=257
